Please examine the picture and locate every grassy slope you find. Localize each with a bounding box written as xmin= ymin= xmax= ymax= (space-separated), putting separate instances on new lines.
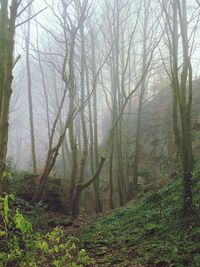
xmin=80 ymin=162 xmax=200 ymax=267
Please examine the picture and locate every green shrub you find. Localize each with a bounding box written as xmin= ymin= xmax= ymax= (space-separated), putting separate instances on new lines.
xmin=0 ymin=195 xmax=94 ymax=267
xmin=193 ymin=255 xmax=200 ymax=267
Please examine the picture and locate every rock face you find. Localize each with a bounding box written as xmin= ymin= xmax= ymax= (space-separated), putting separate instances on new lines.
xmin=42 ymin=178 xmax=67 ymax=212
xmin=15 ymin=173 xmax=68 ymax=212
xmin=130 ymin=77 xmax=200 ymax=173
xmin=15 ymin=174 xmax=37 ymax=202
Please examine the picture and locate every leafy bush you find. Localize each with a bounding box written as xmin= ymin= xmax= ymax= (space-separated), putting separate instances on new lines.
xmin=0 ymin=195 xmax=94 ymax=267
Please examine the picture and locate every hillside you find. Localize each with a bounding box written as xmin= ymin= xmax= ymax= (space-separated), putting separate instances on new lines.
xmin=1 ymin=167 xmax=200 ymax=267
xmin=80 ymin=161 xmax=200 ymax=267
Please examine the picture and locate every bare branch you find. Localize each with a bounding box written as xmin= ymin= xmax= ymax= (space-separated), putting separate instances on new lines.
xmin=16 ymin=7 xmax=48 ymax=28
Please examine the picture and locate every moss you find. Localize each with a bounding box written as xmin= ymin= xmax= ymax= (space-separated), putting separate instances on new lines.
xmin=80 ymin=160 xmax=200 ymax=266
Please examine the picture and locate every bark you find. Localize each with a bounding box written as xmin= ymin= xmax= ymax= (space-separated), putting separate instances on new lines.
xmin=178 ymin=0 xmax=193 ymax=214
xmin=79 ymin=22 xmax=87 ymax=182
xmin=63 ymin=41 xmax=78 ymax=214
xmin=71 ymin=156 xmax=106 ymax=217
xmin=109 ymin=141 xmax=115 ymax=209
xmin=163 ymin=0 xmax=194 ymax=215
xmin=133 ymin=0 xmax=149 ymax=192
xmin=86 ymin=63 xmax=94 ymax=178
xmin=75 ymin=19 xmax=89 ymax=215
xmin=54 ymin=77 xmax=68 ymax=180
xmin=0 ymin=1 xmax=18 ymax=194
xmin=36 ymin=21 xmax=51 ymax=141
xmin=90 ymin=29 xmax=102 ymax=213
xmin=25 ymin=4 xmax=37 ymax=174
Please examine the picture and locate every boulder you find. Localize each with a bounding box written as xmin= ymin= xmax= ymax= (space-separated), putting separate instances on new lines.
xmin=15 ymin=174 xmax=67 ymax=212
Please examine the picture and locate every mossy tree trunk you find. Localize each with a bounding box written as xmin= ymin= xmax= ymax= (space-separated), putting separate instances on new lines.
xmin=0 ymin=1 xmax=18 ymax=194
xmin=162 ymin=0 xmax=194 ymax=215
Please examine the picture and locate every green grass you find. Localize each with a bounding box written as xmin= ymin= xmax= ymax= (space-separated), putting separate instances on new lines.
xmin=80 ymin=162 xmax=200 ymax=266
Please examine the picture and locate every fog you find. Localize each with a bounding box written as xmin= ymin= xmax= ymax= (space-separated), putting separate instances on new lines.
xmin=2 ymin=2 xmax=200 ymax=264
xmin=6 ymin=0 xmax=200 ymax=176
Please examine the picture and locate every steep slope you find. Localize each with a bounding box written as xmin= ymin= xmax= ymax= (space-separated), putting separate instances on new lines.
xmin=80 ymin=162 xmax=200 ymax=267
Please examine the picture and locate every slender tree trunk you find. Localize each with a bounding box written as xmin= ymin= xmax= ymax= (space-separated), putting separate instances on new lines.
xmin=75 ymin=21 xmax=89 ymax=215
xmin=133 ymin=0 xmax=148 ymax=192
xmin=86 ymin=63 xmax=94 ymax=177
xmin=172 ymin=88 xmax=181 ymax=156
xmin=36 ymin=21 xmax=51 ymax=141
xmin=163 ymin=0 xmax=193 ymax=215
xmin=124 ymin=70 xmax=132 ymax=198
xmin=90 ymin=29 xmax=102 ymax=213
xmin=109 ymin=141 xmax=115 ymax=209
xmin=54 ymin=80 xmax=68 ymax=180
xmin=25 ymin=4 xmax=37 ymax=174
xmin=177 ymin=0 xmax=193 ymax=215
xmin=66 ymin=54 xmax=78 ymax=213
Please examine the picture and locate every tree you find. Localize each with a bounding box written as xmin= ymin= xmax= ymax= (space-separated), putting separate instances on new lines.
xmin=0 ymin=0 xmax=19 ymax=194
xmin=25 ymin=3 xmax=37 ymax=173
xmin=132 ymin=0 xmax=159 ymax=192
xmin=103 ymin=0 xmax=139 ymax=206
xmin=160 ymin=0 xmax=198 ymax=215
xmin=32 ymin=0 xmax=94 ymax=205
xmin=89 ymin=25 xmax=102 ymax=213
xmin=0 ymin=0 xmax=47 ymax=194
xmin=71 ymin=41 xmax=157 ymax=216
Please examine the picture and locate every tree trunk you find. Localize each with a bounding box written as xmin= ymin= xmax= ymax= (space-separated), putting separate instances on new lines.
xmin=109 ymin=142 xmax=115 ymax=210
xmin=90 ymin=29 xmax=102 ymax=213
xmin=0 ymin=1 xmax=18 ymax=194
xmin=25 ymin=4 xmax=37 ymax=174
xmin=163 ymin=0 xmax=194 ymax=215
xmin=133 ymin=0 xmax=148 ymax=192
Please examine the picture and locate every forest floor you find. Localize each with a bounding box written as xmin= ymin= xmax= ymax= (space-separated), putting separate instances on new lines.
xmin=77 ymin=164 xmax=200 ymax=267
xmin=46 ymin=172 xmax=172 ymax=237
xmin=33 ymin=163 xmax=200 ymax=266
xmin=3 ymin=163 xmax=200 ymax=266
xmin=30 ymin=165 xmax=200 ymax=266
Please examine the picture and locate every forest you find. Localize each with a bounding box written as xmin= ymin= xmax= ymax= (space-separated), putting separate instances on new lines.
xmin=1 ymin=0 xmax=200 ymax=266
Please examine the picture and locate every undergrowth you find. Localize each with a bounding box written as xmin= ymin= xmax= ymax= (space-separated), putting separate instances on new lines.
xmin=81 ymin=160 xmax=200 ymax=267
xmin=0 ymin=195 xmax=94 ymax=267
xmin=2 ymin=160 xmax=200 ymax=266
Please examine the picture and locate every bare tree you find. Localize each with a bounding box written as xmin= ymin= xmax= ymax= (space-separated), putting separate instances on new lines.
xmin=25 ymin=3 xmax=37 ymax=173
xmin=133 ymin=0 xmax=159 ymax=192
xmin=160 ymin=0 xmax=199 ymax=215
xmin=71 ymin=40 xmax=158 ymax=216
xmin=0 ymin=1 xmax=22 ymax=194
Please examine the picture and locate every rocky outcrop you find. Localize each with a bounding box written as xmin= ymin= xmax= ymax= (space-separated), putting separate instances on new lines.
xmin=15 ymin=173 xmax=68 ymax=212
xmin=130 ymin=77 xmax=200 ymax=171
